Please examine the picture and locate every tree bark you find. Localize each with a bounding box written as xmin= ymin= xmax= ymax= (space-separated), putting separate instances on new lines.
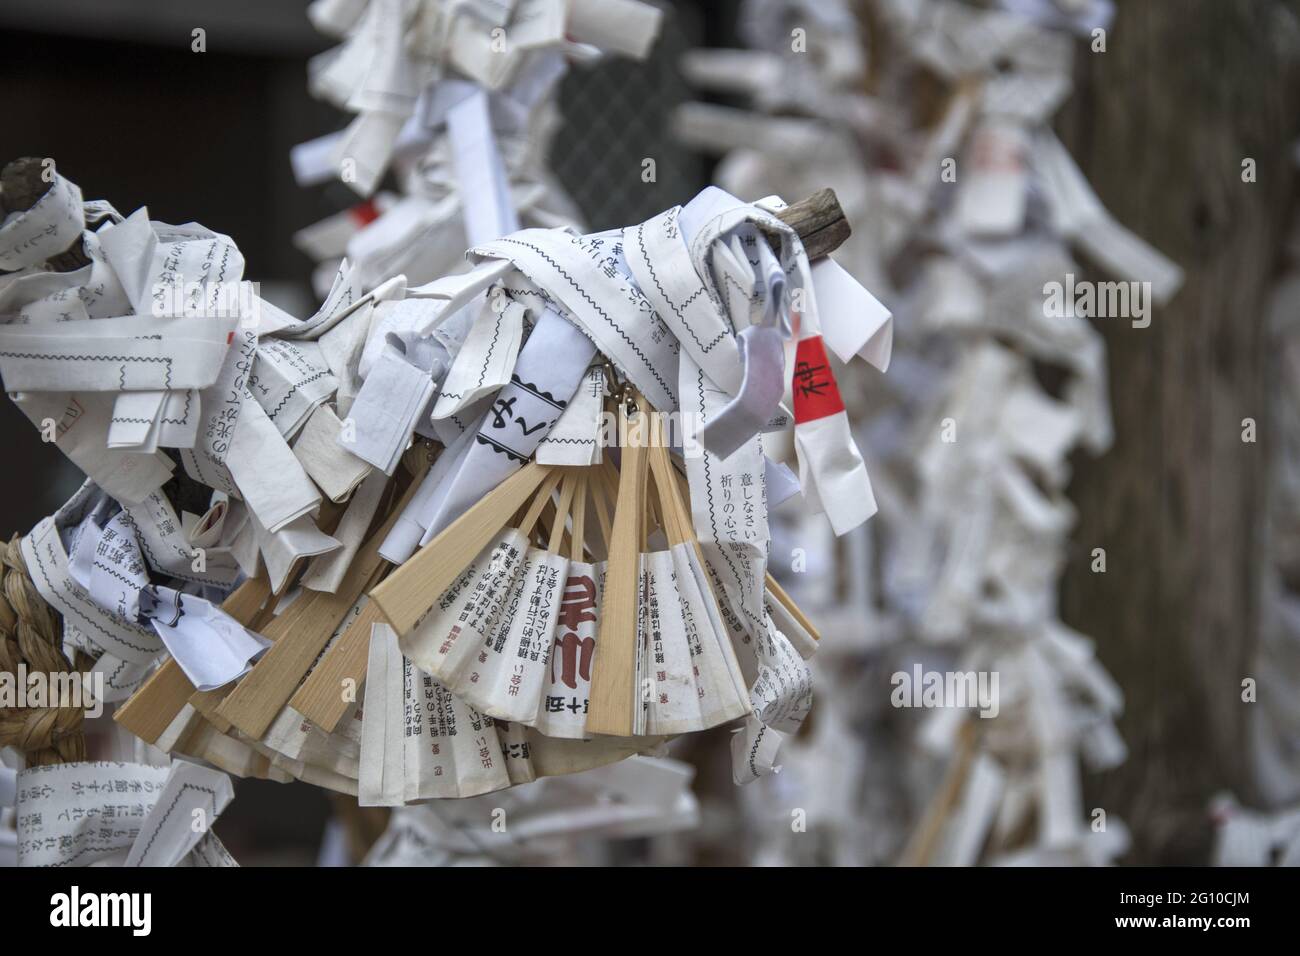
xmin=1058 ymin=0 xmax=1300 ymax=863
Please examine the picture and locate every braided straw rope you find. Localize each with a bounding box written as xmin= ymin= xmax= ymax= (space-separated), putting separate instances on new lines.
xmin=0 ymin=536 xmax=87 ymax=765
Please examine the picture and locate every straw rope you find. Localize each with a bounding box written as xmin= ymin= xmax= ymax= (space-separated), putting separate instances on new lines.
xmin=0 ymin=536 xmax=87 ymax=764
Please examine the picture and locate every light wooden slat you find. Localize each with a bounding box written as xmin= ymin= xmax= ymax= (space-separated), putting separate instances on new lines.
xmin=368 ymin=461 xmax=552 ymax=636
xmin=764 ymin=573 xmax=820 ymax=643
xmin=286 ymin=598 xmax=385 ymax=732
xmin=585 ymin=404 xmax=650 ymax=737
xmin=113 ymin=574 xmax=272 ymax=743
xmin=215 ymin=465 xmax=428 ymax=740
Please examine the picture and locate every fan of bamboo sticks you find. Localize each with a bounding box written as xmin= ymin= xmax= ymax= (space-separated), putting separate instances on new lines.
xmin=382 ymin=391 xmax=755 ymax=740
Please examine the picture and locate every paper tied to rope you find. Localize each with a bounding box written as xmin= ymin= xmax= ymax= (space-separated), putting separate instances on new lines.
xmin=535 ymin=363 xmax=605 ymax=466
xmin=786 ymin=279 xmax=877 ymax=534
xmin=121 ymin=489 xmax=241 ymax=591
xmin=1032 ymin=130 xmax=1184 ymax=305
xmin=248 ymin=337 xmax=339 ymax=440
xmin=0 ymin=228 xmax=121 ymax=325
xmin=14 ymin=759 xmax=236 ymax=867
xmin=21 ymin=504 xmax=163 ymax=666
xmin=0 ymin=200 xmax=272 ymax=502
xmin=624 ymin=204 xmax=753 ymax=458
xmin=0 ymin=312 xmax=236 ymax=397
xmin=308 ymin=0 xmax=422 ymax=197
xmin=225 ymin=386 xmax=323 ymax=534
xmin=639 ymin=187 xmax=880 ymax=535
xmin=444 ymin=82 xmax=520 ymax=247
xmin=99 ymin=210 xmax=250 ymax=454
xmin=179 ymin=324 xmax=258 ymax=498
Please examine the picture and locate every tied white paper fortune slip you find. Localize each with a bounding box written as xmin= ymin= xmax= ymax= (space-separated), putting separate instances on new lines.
xmin=360 ymin=622 xmax=652 ymax=805
xmin=0 ymin=313 xmax=235 ymax=401
xmin=123 ymin=759 xmax=235 ymax=867
xmin=249 ymin=337 xmax=339 ymax=439
xmin=380 ymin=304 xmax=594 ymax=563
xmin=536 ymin=364 xmax=605 ymax=466
xmin=15 ymin=760 xmax=237 ymax=867
xmin=671 ymin=187 xmax=884 ymax=534
xmin=429 ymin=290 xmax=526 ymax=421
xmin=137 ymin=587 xmax=272 ymax=693
xmin=58 ymin=496 xmax=271 ymax=691
xmin=226 ymin=391 xmax=323 ymax=534
xmin=21 ymin=501 xmax=165 ymax=667
xmin=471 ymin=229 xmax=680 ymax=415
xmin=293 ymin=403 xmax=373 ymax=503
xmin=0 ymin=167 xmax=84 ymax=271
xmin=291 ymin=0 xmax=663 ymax=300
xmin=344 ymin=338 xmax=437 ymax=475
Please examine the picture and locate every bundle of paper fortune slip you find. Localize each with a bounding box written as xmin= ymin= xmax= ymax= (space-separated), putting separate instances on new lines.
xmin=114 ymin=443 xmax=434 ymax=745
xmin=1 ymin=157 xmax=888 ymax=800
xmin=120 ymin=187 xmax=863 ymax=797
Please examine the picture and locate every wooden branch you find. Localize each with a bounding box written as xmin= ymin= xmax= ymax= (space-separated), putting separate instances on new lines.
xmin=775 ymin=187 xmax=851 ymax=260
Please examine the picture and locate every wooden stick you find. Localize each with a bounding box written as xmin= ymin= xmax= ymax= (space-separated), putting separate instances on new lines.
xmin=590 ymin=471 xmax=612 ymax=557
xmin=287 ymin=597 xmax=386 ymax=732
xmin=114 ymin=463 xmax=369 ymax=744
xmin=520 ymin=468 xmax=563 ymax=539
xmin=548 ymin=472 xmax=577 ymax=554
xmin=586 ymin=395 xmax=650 ymax=737
xmin=570 ymin=475 xmax=587 ymax=562
xmin=774 ymin=187 xmax=850 ymax=260
xmin=216 ymin=462 xmax=429 ymax=740
xmin=648 ymin=421 xmax=687 ymax=547
xmin=899 ymin=719 xmax=979 ymax=866
xmin=368 ymin=461 xmax=553 ymax=636
xmin=764 ymin=573 xmax=821 ymax=643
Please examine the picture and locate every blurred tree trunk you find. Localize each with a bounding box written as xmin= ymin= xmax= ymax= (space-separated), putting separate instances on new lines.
xmin=1059 ymin=1 xmax=1300 ymax=863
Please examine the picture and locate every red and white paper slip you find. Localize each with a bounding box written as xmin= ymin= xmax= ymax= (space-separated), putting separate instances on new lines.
xmin=790 ymin=331 xmax=877 ymax=535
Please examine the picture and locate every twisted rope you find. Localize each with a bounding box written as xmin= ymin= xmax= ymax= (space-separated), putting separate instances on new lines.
xmin=0 ymin=536 xmax=87 ymax=764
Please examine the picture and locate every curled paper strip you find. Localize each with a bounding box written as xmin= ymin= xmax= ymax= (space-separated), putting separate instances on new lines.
xmin=138 ymin=588 xmax=272 ymax=693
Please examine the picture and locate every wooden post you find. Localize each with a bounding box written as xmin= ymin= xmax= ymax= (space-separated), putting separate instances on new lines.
xmin=1057 ymin=1 xmax=1300 ymax=863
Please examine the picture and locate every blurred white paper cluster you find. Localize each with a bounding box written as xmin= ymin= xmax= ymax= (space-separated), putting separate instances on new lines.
xmin=358 ymin=755 xmax=699 ymax=865
xmin=677 ymin=0 xmax=1185 ymax=865
xmin=291 ymin=0 xmax=664 ymax=293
